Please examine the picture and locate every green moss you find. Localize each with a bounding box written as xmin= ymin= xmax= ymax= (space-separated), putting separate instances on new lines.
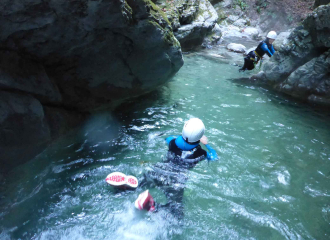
xmin=142 ymin=0 xmax=182 ymax=48
xmin=233 ymin=0 xmax=247 ymax=11
xmin=122 ymin=1 xmax=133 ymax=23
xmin=148 ymin=20 xmax=181 ymax=48
xmin=163 ymin=30 xmax=181 ymax=48
xmin=217 ymin=9 xmax=227 ymax=20
xmin=124 ymin=1 xmax=133 ymax=15
xmin=142 ymin=0 xmax=172 ymax=26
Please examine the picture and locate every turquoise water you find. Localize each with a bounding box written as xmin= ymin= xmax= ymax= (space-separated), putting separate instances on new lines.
xmin=1 ymin=54 xmax=330 ymax=240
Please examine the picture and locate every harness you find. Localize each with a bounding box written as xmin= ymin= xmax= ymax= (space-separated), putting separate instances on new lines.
xmin=255 ymin=40 xmax=272 ymax=58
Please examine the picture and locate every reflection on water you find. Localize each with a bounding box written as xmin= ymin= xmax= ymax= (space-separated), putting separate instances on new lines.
xmin=1 ymin=54 xmax=330 ymax=240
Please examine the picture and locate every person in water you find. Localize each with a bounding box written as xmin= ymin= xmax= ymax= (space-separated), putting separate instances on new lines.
xmin=239 ymin=31 xmax=277 ymax=72
xmin=134 ymin=118 xmax=218 ymax=216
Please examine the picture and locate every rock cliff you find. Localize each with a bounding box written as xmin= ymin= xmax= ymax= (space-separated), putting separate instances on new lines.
xmin=252 ymin=4 xmax=330 ymax=106
xmin=156 ymin=0 xmax=219 ymax=49
xmin=0 ymin=0 xmax=184 ymax=171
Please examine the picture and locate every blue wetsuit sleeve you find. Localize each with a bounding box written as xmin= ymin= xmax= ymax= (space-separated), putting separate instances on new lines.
xmin=260 ymin=43 xmax=273 ymax=57
xmin=205 ymin=144 xmax=218 ymax=161
xmin=270 ymin=45 xmax=275 ymax=55
xmin=165 ymin=135 xmax=180 ymax=145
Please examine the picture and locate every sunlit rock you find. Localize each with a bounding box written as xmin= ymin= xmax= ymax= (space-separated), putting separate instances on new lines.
xmin=227 ymin=43 xmax=246 ymax=53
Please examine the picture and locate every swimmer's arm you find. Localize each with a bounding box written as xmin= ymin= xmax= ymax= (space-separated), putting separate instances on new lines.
xmin=270 ymin=45 xmax=275 ymax=55
xmin=261 ymin=43 xmax=273 ymax=57
xmin=165 ymin=135 xmax=180 ymax=145
xmin=200 ymin=136 xmax=218 ymax=161
xmin=205 ymin=144 xmax=218 ymax=161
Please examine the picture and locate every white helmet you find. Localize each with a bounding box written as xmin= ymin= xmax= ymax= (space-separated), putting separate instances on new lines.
xmin=182 ymin=118 xmax=205 ymax=143
xmin=266 ymin=31 xmax=277 ymax=40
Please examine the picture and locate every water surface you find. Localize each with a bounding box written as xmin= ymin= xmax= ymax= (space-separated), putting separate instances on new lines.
xmin=1 ymin=54 xmax=330 ymax=240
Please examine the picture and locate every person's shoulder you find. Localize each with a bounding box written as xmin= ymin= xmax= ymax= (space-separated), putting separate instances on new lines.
xmin=195 ymin=145 xmax=207 ymax=156
xmin=168 ymin=138 xmax=179 ymax=150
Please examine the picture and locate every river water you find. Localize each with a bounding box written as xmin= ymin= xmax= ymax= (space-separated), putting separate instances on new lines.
xmin=1 ymin=53 xmax=330 ymax=240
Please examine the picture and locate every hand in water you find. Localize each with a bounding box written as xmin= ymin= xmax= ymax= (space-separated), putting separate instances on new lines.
xmin=200 ymin=135 xmax=208 ymax=145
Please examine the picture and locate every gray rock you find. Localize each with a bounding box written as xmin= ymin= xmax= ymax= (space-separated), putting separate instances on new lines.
xmin=233 ymin=18 xmax=247 ymax=28
xmin=227 ymin=15 xmax=240 ymax=23
xmin=242 ymin=27 xmax=259 ymax=38
xmin=272 ymin=31 xmax=291 ymax=51
xmin=218 ymin=0 xmax=233 ymax=8
xmin=0 ymin=0 xmax=184 ymax=111
xmin=0 ymin=51 xmax=62 ymax=104
xmin=175 ymin=0 xmax=219 ymax=49
xmin=0 ymin=91 xmax=51 ymax=171
xmin=279 ymin=50 xmax=330 ymax=99
xmin=0 ymin=0 xmax=184 ymax=170
xmin=212 ymin=23 xmax=222 ymax=35
xmin=254 ymin=5 xmax=330 ymax=106
xmin=218 ymin=24 xmax=242 ymax=38
xmin=227 ymin=43 xmax=246 ymax=53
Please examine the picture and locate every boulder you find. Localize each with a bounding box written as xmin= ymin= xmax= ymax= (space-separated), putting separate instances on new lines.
xmin=219 ymin=25 xmax=242 ymax=38
xmin=0 ymin=0 xmax=184 ymax=171
xmin=0 ymin=91 xmax=51 ymax=171
xmin=0 ymin=0 xmax=184 ymax=111
xmin=174 ymin=0 xmax=219 ymax=49
xmin=252 ymin=4 xmax=330 ymax=106
xmin=242 ymin=27 xmax=259 ymax=39
xmin=0 ymin=51 xmax=62 ymax=104
xmin=278 ymin=50 xmax=330 ymax=104
xmin=227 ymin=15 xmax=240 ymax=23
xmin=227 ymin=43 xmax=246 ymax=53
xmin=272 ymin=31 xmax=291 ymax=51
xmin=233 ymin=18 xmax=247 ymax=28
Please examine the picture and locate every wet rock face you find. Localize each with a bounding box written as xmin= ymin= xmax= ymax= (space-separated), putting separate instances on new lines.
xmin=0 ymin=0 xmax=184 ymax=171
xmin=0 ymin=0 xmax=183 ymax=111
xmin=175 ymin=0 xmax=219 ymax=48
xmin=314 ymin=0 xmax=330 ymax=9
xmin=0 ymin=91 xmax=51 ymax=170
xmin=159 ymin=0 xmax=219 ymax=49
xmin=252 ymin=4 xmax=330 ymax=106
xmin=278 ymin=50 xmax=330 ymax=105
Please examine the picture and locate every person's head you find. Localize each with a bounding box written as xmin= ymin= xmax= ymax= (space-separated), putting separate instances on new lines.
xmin=182 ymin=118 xmax=205 ymax=144
xmin=266 ymin=31 xmax=277 ymax=44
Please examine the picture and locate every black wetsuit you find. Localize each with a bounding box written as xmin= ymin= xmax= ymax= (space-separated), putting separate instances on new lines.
xmin=141 ymin=136 xmax=213 ymax=219
xmin=167 ymin=138 xmax=207 ymax=168
xmin=239 ymin=39 xmax=275 ymax=71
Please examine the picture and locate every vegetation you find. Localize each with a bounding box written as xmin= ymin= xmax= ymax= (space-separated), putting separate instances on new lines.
xmin=255 ymin=0 xmax=268 ymax=14
xmin=234 ymin=0 xmax=248 ymax=11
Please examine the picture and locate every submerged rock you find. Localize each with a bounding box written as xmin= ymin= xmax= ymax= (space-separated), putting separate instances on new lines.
xmin=0 ymin=0 xmax=184 ymax=171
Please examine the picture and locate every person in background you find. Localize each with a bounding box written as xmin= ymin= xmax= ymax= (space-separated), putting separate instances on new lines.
xmin=239 ymin=31 xmax=277 ymax=72
xmin=135 ymin=118 xmax=218 ymax=216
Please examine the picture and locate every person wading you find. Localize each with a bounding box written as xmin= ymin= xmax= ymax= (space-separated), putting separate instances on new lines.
xmin=134 ymin=118 xmax=218 ymax=218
